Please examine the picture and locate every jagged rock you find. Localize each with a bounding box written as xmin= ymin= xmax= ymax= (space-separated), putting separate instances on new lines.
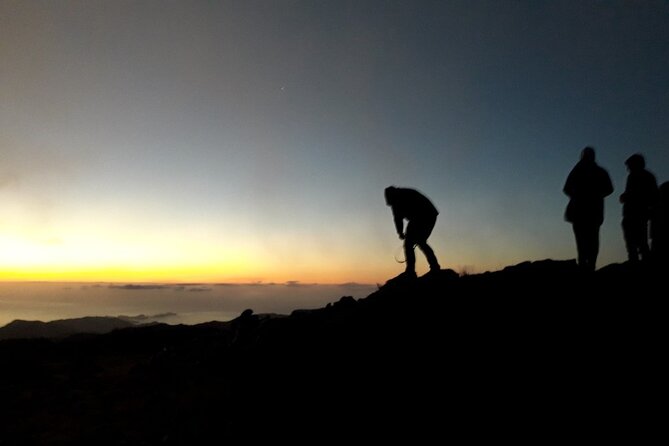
xmin=333 ymin=295 xmax=356 ymax=307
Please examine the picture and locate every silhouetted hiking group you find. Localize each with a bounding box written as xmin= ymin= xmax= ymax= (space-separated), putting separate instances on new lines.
xmin=563 ymin=147 xmax=667 ymax=271
xmin=386 ymin=147 xmax=668 ymax=276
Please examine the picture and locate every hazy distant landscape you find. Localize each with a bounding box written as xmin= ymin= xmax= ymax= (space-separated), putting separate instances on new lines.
xmin=0 ymin=282 xmax=375 ymax=327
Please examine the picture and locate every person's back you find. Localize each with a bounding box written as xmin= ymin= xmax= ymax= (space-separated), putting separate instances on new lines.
xmin=389 ymin=188 xmax=439 ymax=221
xmin=563 ymin=149 xmax=614 ymax=225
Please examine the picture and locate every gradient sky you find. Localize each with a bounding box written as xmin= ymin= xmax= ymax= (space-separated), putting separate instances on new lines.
xmin=1 ymin=1 xmax=668 ymax=283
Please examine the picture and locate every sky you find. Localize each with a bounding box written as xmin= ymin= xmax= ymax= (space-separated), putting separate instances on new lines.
xmin=1 ymin=0 xmax=668 ymax=284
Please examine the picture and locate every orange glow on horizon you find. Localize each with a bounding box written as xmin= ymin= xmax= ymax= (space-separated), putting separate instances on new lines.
xmin=0 ymin=265 xmax=382 ymax=284
xmin=0 ymin=232 xmax=386 ymax=284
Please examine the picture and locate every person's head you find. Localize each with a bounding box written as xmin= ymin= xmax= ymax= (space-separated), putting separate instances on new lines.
xmin=384 ymin=186 xmax=397 ymax=206
xmin=625 ymin=153 xmax=645 ymax=171
xmin=581 ymin=146 xmax=595 ymax=163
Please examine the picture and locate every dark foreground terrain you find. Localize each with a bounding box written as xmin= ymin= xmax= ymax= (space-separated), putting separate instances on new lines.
xmin=0 ymin=260 xmax=665 ymax=443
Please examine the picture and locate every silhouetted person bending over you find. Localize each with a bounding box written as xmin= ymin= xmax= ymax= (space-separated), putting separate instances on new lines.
xmin=563 ymin=147 xmax=614 ymax=271
xmin=620 ymin=153 xmax=658 ymax=263
xmin=385 ymin=186 xmax=441 ymax=278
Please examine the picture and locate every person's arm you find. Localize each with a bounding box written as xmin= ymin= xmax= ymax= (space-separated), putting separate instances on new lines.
xmin=392 ymin=207 xmax=404 ymax=239
xmin=563 ymin=170 xmax=575 ymax=197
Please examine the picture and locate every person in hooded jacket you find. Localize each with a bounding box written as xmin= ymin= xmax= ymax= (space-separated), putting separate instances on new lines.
xmin=563 ymin=147 xmax=614 ymax=271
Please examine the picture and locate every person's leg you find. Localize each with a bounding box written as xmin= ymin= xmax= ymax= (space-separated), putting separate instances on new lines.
xmin=639 ymin=218 xmax=650 ymax=261
xmin=622 ymin=217 xmax=638 ymax=262
xmin=408 ymin=215 xmax=440 ymax=272
xmin=417 ymin=242 xmax=440 ymax=271
xmin=584 ymin=223 xmax=600 ymax=271
xmin=573 ymin=223 xmax=587 ymax=268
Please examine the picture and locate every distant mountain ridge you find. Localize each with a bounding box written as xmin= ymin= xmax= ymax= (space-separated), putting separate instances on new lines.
xmin=0 ymin=316 xmax=136 ymax=340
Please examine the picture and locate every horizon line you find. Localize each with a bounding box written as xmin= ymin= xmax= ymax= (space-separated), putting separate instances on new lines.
xmin=0 ymin=279 xmax=376 ymax=287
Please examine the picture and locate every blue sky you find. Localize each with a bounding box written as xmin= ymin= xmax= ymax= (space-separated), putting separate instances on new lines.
xmin=1 ymin=1 xmax=668 ymax=282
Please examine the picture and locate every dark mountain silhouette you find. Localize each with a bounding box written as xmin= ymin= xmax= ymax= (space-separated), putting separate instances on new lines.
xmin=0 ymin=260 xmax=663 ymax=443
xmin=0 ymin=313 xmax=180 ymax=341
xmin=0 ymin=316 xmax=136 ymax=340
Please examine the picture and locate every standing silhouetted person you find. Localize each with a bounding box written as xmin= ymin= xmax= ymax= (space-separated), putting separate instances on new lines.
xmin=651 ymin=182 xmax=669 ymax=265
xmin=385 ymin=186 xmax=440 ymax=278
xmin=620 ymin=154 xmax=658 ymax=262
xmin=563 ymin=147 xmax=614 ymax=271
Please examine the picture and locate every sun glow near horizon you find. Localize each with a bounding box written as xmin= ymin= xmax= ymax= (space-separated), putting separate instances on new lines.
xmin=0 ymin=229 xmax=389 ymax=284
xmin=0 ymin=227 xmax=255 ymax=283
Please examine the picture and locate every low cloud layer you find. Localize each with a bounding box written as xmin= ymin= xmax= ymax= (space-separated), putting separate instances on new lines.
xmin=118 ymin=312 xmax=178 ymax=323
xmin=109 ymin=284 xmax=169 ymax=291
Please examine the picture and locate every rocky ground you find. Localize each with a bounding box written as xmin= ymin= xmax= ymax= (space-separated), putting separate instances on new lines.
xmin=0 ymin=259 xmax=664 ymax=444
